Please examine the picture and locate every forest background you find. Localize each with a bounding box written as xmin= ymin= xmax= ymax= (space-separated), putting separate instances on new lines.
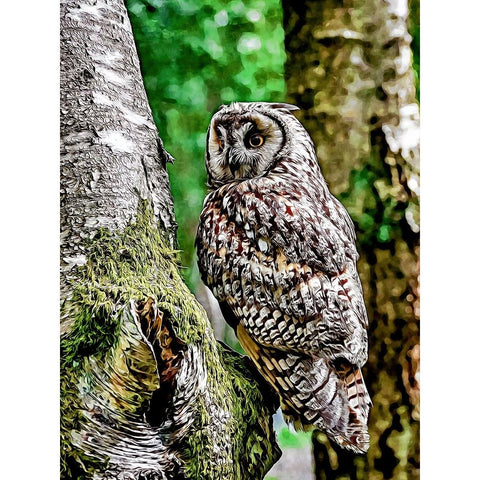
xmin=126 ymin=1 xmax=419 ymax=478
xmin=2 ymin=1 xmax=480 ymax=479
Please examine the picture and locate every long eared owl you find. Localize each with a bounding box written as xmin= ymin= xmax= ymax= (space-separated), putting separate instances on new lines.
xmin=195 ymin=102 xmax=371 ymax=453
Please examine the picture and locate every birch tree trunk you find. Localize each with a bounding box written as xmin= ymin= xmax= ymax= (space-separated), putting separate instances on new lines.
xmin=60 ymin=1 xmax=280 ymax=478
xmin=282 ymin=1 xmax=420 ymax=479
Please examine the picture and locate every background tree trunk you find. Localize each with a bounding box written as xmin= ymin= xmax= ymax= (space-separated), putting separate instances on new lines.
xmin=60 ymin=0 xmax=280 ymax=478
xmin=282 ymin=1 xmax=420 ymax=479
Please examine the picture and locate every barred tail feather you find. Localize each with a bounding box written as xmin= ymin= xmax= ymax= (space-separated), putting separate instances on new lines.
xmin=344 ymin=367 xmax=371 ymax=423
xmin=333 ymin=365 xmax=371 ymax=453
xmin=237 ymin=327 xmax=347 ymax=434
xmin=237 ymin=325 xmax=370 ymax=453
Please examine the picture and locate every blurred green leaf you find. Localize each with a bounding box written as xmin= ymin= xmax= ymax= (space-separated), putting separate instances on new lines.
xmin=377 ymin=224 xmax=391 ymax=242
xmin=277 ymin=427 xmax=312 ymax=449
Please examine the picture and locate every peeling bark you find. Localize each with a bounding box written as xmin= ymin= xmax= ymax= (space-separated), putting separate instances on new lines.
xmin=60 ymin=1 xmax=280 ymax=478
xmin=282 ymin=1 xmax=420 ymax=479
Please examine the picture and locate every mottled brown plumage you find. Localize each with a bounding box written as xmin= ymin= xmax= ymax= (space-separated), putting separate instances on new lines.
xmin=196 ymin=102 xmax=371 ymax=453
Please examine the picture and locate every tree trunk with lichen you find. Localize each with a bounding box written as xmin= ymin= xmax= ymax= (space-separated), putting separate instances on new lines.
xmin=282 ymin=0 xmax=420 ymax=479
xmin=60 ymin=1 xmax=280 ymax=478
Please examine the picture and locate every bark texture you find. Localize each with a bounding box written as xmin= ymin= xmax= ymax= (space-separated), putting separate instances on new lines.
xmin=60 ymin=1 xmax=280 ymax=478
xmin=282 ymin=1 xmax=420 ymax=479
xmin=60 ymin=0 xmax=176 ymax=312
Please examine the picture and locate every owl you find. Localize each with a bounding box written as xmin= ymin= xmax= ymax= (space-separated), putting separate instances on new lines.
xmin=195 ymin=102 xmax=371 ymax=453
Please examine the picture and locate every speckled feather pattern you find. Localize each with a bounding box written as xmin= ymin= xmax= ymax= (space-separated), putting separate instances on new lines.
xmin=196 ymin=102 xmax=371 ymax=453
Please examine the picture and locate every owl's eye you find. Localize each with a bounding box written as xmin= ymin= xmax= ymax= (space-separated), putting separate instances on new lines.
xmin=248 ymin=134 xmax=264 ymax=148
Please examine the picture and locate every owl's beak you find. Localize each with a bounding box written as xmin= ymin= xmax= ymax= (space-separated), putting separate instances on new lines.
xmin=225 ymin=147 xmax=240 ymax=177
xmin=229 ymin=158 xmax=241 ymax=177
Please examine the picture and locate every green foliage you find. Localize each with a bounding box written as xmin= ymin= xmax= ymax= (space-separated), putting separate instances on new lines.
xmin=126 ymin=0 xmax=286 ymax=289
xmin=277 ymin=427 xmax=312 ymax=449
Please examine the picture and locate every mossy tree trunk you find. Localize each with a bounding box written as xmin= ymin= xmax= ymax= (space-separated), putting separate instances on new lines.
xmin=282 ymin=1 xmax=420 ymax=479
xmin=60 ymin=1 xmax=280 ymax=478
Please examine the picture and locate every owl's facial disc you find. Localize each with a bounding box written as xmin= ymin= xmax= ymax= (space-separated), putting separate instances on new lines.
xmin=206 ymin=111 xmax=284 ymax=186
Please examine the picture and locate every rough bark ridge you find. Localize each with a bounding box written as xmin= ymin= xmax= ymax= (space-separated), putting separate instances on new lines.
xmin=60 ymin=1 xmax=280 ymax=478
xmin=282 ymin=1 xmax=420 ymax=479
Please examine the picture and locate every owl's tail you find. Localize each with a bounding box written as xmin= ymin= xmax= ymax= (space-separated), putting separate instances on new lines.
xmin=237 ymin=324 xmax=371 ymax=454
xmin=332 ymin=362 xmax=372 ymax=453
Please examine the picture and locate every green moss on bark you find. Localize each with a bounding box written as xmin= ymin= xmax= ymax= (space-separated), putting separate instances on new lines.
xmin=61 ymin=201 xmax=280 ymax=479
xmin=61 ymin=200 xmax=200 ymax=365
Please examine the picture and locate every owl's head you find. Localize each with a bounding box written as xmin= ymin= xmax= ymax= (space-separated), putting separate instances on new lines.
xmin=205 ymin=102 xmax=306 ymax=188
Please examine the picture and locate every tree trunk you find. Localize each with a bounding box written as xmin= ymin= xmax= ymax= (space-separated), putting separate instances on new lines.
xmin=282 ymin=1 xmax=420 ymax=479
xmin=60 ymin=1 xmax=281 ymax=478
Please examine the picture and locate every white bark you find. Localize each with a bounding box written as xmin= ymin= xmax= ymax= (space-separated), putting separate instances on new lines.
xmin=60 ymin=0 xmax=176 ymax=325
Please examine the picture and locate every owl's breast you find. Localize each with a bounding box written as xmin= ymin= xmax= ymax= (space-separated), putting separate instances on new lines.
xmin=197 ymin=196 xmax=258 ymax=297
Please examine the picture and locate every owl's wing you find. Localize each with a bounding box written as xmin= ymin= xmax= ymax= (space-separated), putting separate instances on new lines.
xmin=225 ymin=176 xmax=358 ymax=275
xmin=221 ymin=177 xmax=369 ymax=361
